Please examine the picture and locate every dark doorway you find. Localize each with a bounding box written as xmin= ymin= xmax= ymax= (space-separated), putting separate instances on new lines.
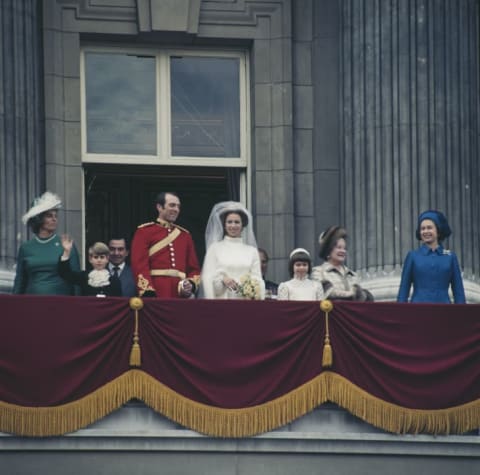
xmin=84 ymin=165 xmax=240 ymax=263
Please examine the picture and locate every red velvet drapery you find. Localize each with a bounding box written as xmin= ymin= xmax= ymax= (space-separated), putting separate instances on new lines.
xmin=0 ymin=295 xmax=479 ymax=436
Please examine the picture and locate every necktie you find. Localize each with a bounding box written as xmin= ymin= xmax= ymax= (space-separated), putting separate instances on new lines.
xmin=112 ymin=266 xmax=120 ymax=278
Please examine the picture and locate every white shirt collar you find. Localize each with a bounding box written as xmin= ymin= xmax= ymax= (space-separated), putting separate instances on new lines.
xmin=109 ymin=262 xmax=125 ymax=273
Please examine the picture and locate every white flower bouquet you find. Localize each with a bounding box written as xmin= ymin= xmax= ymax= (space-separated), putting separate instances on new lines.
xmin=237 ymin=274 xmax=262 ymax=300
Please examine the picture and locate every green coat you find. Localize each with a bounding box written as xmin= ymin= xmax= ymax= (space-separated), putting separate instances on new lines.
xmin=13 ymin=234 xmax=80 ymax=295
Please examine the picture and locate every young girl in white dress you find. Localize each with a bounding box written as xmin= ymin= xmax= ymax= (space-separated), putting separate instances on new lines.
xmin=277 ymin=248 xmax=324 ymax=301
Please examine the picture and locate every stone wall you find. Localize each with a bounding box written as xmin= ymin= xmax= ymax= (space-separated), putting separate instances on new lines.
xmin=1 ymin=0 xmax=479 ymax=301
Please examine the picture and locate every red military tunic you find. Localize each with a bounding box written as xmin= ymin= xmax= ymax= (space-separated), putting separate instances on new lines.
xmin=131 ymin=219 xmax=201 ymax=298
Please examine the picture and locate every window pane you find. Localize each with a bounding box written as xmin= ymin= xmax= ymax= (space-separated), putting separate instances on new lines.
xmin=171 ymin=56 xmax=240 ymax=157
xmin=85 ymin=53 xmax=156 ymax=155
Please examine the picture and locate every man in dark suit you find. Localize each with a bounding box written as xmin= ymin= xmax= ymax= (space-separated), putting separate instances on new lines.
xmin=108 ymin=237 xmax=136 ymax=297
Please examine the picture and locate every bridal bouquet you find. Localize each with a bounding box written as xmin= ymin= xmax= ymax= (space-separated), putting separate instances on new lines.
xmin=237 ymin=274 xmax=262 ymax=300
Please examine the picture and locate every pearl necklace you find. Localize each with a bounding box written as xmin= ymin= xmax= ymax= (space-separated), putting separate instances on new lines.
xmin=34 ymin=233 xmax=57 ymax=244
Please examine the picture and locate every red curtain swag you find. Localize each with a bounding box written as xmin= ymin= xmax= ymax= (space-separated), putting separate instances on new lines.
xmin=0 ymin=295 xmax=479 ymax=437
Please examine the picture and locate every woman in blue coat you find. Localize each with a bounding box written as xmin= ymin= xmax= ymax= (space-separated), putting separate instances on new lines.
xmin=397 ymin=210 xmax=465 ymax=303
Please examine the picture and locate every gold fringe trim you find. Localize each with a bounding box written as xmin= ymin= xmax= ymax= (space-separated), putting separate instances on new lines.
xmin=324 ymin=372 xmax=480 ymax=435
xmin=0 ymin=372 xmax=134 ymax=437
xmin=1 ymin=370 xmax=479 ymax=437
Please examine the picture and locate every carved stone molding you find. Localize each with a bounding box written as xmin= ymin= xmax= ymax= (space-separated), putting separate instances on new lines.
xmin=48 ymin=0 xmax=288 ymax=38
xmin=55 ymin=0 xmax=136 ymax=23
xmin=200 ymin=0 xmax=289 ymax=38
xmin=137 ymin=0 xmax=201 ymax=33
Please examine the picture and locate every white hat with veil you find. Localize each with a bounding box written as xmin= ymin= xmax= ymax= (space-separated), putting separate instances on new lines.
xmin=204 ymin=201 xmax=258 ymax=250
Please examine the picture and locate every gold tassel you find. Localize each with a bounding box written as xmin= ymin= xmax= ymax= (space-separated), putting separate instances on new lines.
xmin=130 ymin=339 xmax=141 ymax=366
xmin=320 ymin=300 xmax=334 ymax=368
xmin=129 ymin=297 xmax=144 ymax=367
xmin=322 ymin=337 xmax=332 ymax=367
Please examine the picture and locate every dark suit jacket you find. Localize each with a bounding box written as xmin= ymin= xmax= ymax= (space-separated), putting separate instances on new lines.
xmin=114 ymin=263 xmax=136 ymax=297
xmin=264 ymin=279 xmax=279 ymax=294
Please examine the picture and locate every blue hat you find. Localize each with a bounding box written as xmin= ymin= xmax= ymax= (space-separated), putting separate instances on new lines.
xmin=416 ymin=210 xmax=451 ymax=241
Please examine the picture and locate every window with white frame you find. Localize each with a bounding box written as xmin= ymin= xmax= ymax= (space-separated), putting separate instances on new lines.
xmin=81 ymin=48 xmax=248 ymax=167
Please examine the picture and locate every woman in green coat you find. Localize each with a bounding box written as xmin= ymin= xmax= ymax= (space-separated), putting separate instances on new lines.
xmin=13 ymin=191 xmax=80 ymax=295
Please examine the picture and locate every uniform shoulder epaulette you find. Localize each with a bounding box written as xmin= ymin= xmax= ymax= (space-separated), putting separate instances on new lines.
xmin=173 ymin=224 xmax=190 ymax=233
xmin=137 ymin=221 xmax=155 ymax=229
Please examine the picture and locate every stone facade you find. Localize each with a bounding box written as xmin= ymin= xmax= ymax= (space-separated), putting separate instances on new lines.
xmin=1 ymin=0 xmax=479 ymax=301
xmin=0 ymin=0 xmax=479 ymax=468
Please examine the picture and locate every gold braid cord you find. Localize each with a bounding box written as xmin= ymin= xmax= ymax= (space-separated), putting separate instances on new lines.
xmin=320 ymin=300 xmax=333 ymax=367
xmin=129 ymin=297 xmax=143 ymax=367
xmin=1 ymin=370 xmax=479 ymax=438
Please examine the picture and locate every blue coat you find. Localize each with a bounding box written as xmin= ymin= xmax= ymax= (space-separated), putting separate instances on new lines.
xmin=397 ymin=244 xmax=466 ymax=303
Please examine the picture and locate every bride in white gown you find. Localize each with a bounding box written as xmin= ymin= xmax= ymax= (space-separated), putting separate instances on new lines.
xmin=200 ymin=201 xmax=265 ymax=299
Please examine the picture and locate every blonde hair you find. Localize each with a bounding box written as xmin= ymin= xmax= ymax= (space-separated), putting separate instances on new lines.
xmin=88 ymin=242 xmax=109 ymax=256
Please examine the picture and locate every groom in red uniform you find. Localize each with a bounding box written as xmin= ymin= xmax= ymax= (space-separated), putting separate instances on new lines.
xmin=131 ymin=192 xmax=200 ymax=298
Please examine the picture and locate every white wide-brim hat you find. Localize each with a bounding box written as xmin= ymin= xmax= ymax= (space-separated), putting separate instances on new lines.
xmin=22 ymin=191 xmax=62 ymax=225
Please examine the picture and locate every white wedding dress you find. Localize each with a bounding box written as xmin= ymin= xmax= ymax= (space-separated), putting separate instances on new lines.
xmin=200 ymin=236 xmax=265 ymax=299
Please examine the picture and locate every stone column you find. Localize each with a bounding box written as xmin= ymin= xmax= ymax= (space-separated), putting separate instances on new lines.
xmin=0 ymin=0 xmax=44 ymax=291
xmin=340 ymin=0 xmax=480 ymax=300
xmin=311 ymin=0 xmax=342 ymax=245
xmin=292 ymin=0 xmax=316 ymax=256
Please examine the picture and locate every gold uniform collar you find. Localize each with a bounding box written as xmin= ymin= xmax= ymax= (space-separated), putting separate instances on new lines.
xmin=156 ymin=218 xmax=174 ymax=229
